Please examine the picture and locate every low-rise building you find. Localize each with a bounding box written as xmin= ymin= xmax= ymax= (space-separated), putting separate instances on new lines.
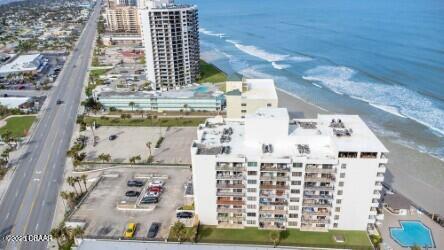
xmin=191 ymin=108 xmax=388 ymax=231
xmin=0 ymin=54 xmax=45 ymax=76
xmin=93 ymin=84 xmax=225 ymax=112
xmin=225 ymin=79 xmax=278 ymax=119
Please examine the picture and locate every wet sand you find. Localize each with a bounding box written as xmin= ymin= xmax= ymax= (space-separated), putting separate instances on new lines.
xmin=277 ymin=88 xmax=444 ymax=215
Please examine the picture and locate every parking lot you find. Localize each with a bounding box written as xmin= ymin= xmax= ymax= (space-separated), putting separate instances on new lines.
xmin=70 ymin=168 xmax=191 ymax=239
xmin=79 ymin=126 xmax=196 ymax=165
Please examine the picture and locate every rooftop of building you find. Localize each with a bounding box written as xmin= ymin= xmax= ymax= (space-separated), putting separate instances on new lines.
xmin=94 ymin=84 xmax=224 ymax=100
xmin=0 ymin=54 xmax=42 ymax=74
xmin=225 ymin=79 xmax=278 ymax=100
xmin=193 ymin=108 xmax=388 ymax=160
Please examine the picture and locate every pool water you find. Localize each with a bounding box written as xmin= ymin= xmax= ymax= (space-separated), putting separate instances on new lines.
xmin=390 ymin=221 xmax=434 ymax=248
xmin=194 ymin=86 xmax=209 ymax=93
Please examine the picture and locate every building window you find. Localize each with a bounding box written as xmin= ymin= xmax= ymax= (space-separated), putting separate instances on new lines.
xmin=341 ymin=164 xmax=347 ymax=169
xmin=247 ymin=180 xmax=257 ymax=184
xmin=291 ymin=189 xmax=300 ymax=194
xmin=334 ymin=215 xmax=339 ymax=220
xmin=289 ymin=213 xmax=298 ymax=218
xmin=289 ymin=205 xmax=299 ymax=210
xmin=247 ymin=188 xmax=257 ymax=193
xmin=333 ymin=223 xmax=338 ymax=228
xmin=291 ymin=181 xmax=301 ymax=185
xmin=338 ymin=182 xmax=344 ymax=187
xmin=247 ymin=220 xmax=255 ymax=225
xmin=335 ymin=207 xmax=341 ymax=212
xmin=288 ymin=221 xmax=298 ymax=226
xmin=241 ymin=110 xmax=247 ymax=113
xmin=247 ymin=196 xmax=257 ymax=201
xmin=247 ymin=162 xmax=257 ymax=167
xmin=241 ymin=116 xmax=245 ymax=119
xmin=337 ymin=190 xmax=343 ymax=195
xmin=247 ymin=204 xmax=256 ymax=209
xmin=340 ymin=173 xmax=345 ymax=178
xmin=267 ymin=103 xmax=272 ymax=107
xmin=336 ymin=199 xmax=342 ymax=204
xmin=247 ymin=171 xmax=257 ymax=176
xmin=241 ymin=103 xmax=247 ymax=107
xmin=292 ymin=172 xmax=302 ymax=177
xmin=290 ymin=197 xmax=300 ymax=203
xmin=293 ymin=163 xmax=303 ymax=168
xmin=338 ymin=152 xmax=358 ymax=158
xmin=247 ymin=212 xmax=256 ymax=217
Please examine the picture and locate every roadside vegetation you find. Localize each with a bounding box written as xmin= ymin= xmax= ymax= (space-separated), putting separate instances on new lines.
xmin=0 ymin=116 xmax=36 ymax=138
xmin=79 ymin=116 xmax=205 ymax=127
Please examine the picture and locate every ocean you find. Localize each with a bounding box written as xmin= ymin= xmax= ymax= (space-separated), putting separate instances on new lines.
xmin=182 ymin=0 xmax=444 ymax=161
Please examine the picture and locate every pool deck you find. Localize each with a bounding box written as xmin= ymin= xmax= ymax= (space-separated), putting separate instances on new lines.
xmin=378 ymin=208 xmax=444 ymax=249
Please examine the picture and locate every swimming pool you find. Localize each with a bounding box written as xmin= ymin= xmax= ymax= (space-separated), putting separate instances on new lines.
xmin=390 ymin=221 xmax=434 ymax=248
xmin=194 ymin=86 xmax=209 ymax=93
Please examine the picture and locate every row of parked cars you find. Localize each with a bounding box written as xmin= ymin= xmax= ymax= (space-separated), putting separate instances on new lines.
xmin=124 ymin=222 xmax=161 ymax=239
xmin=124 ymin=179 xmax=165 ymax=204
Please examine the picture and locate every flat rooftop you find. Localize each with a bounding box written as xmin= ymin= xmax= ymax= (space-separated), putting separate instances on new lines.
xmin=193 ymin=108 xmax=387 ymax=160
xmin=0 ymin=54 xmax=42 ymax=74
xmin=226 ymin=79 xmax=278 ymax=100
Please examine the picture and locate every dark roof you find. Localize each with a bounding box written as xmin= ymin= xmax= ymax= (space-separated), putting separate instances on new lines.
xmin=384 ymin=193 xmax=411 ymax=210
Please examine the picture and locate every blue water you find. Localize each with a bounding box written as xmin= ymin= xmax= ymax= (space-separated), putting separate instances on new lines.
xmin=194 ymin=86 xmax=209 ymax=93
xmin=182 ymin=0 xmax=444 ymax=160
xmin=390 ymin=221 xmax=434 ymax=248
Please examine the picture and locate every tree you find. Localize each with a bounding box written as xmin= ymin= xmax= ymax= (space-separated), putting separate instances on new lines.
xmin=146 ymin=142 xmax=152 ymax=158
xmin=128 ymin=102 xmax=136 ymax=111
xmin=80 ymin=174 xmax=88 ymax=192
xmin=67 ymin=176 xmax=79 ymax=195
xmin=71 ymin=226 xmax=85 ymax=240
xmin=129 ymin=155 xmax=141 ymax=165
xmin=170 ymin=221 xmax=187 ymax=242
xmin=98 ymin=153 xmax=111 ymax=163
xmin=60 ymin=191 xmax=70 ymax=211
xmin=74 ymin=176 xmax=83 ymax=193
xmin=269 ymin=231 xmax=280 ymax=247
xmin=1 ymin=130 xmax=16 ymax=148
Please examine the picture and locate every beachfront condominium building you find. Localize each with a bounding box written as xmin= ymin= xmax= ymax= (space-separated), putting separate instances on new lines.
xmin=225 ymin=79 xmax=278 ymax=119
xmin=191 ymin=108 xmax=388 ymax=231
xmin=104 ymin=5 xmax=141 ymax=33
xmin=139 ymin=0 xmax=199 ymax=91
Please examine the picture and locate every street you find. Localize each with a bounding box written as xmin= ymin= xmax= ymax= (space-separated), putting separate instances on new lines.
xmin=0 ymin=0 xmax=102 ymax=249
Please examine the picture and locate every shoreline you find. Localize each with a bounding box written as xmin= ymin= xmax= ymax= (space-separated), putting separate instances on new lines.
xmin=276 ymin=88 xmax=444 ymax=215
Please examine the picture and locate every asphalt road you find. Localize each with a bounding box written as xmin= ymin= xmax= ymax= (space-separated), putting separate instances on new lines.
xmin=0 ymin=1 xmax=102 ymax=249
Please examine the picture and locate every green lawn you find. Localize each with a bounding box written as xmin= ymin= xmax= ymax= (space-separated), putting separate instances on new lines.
xmin=197 ymin=226 xmax=373 ymax=250
xmin=89 ymin=68 xmax=110 ymax=78
xmin=0 ymin=116 xmax=36 ymax=138
xmin=198 ymin=60 xmax=228 ymax=83
xmin=83 ymin=116 xmax=205 ymax=127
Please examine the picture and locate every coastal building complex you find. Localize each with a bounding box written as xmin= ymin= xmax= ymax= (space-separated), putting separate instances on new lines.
xmin=191 ymin=108 xmax=388 ymax=231
xmin=225 ymin=79 xmax=278 ymax=118
xmin=139 ymin=0 xmax=200 ymax=90
xmin=93 ymin=84 xmax=224 ymax=111
xmin=104 ymin=4 xmax=140 ymax=33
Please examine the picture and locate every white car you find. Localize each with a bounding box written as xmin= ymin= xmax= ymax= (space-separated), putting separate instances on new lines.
xmin=144 ymin=192 xmax=159 ymax=198
xmin=149 ymin=180 xmax=164 ymax=187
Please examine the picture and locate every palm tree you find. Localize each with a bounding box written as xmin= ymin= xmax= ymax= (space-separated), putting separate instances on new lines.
xmin=80 ymin=174 xmax=88 ymax=192
xmin=146 ymin=142 xmax=152 ymax=158
xmin=67 ymin=176 xmax=79 ymax=195
xmin=170 ymin=221 xmax=187 ymax=242
xmin=128 ymin=101 xmax=136 ymax=111
xmin=75 ymin=176 xmax=83 ymax=193
xmin=71 ymin=226 xmax=85 ymax=240
xmin=60 ymin=191 xmax=70 ymax=211
xmin=50 ymin=227 xmax=63 ymax=248
xmin=98 ymin=153 xmax=111 ymax=163
xmin=269 ymin=231 xmax=280 ymax=247
xmin=129 ymin=155 xmax=141 ymax=166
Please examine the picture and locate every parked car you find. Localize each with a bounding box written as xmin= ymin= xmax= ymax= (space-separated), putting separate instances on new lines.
xmin=147 ymin=191 xmax=160 ymax=197
xmin=56 ymin=99 xmax=63 ymax=105
xmin=127 ymin=180 xmax=144 ymax=187
xmin=108 ymin=135 xmax=117 ymax=140
xmin=125 ymin=191 xmax=140 ymax=197
xmin=149 ymin=180 xmax=164 ymax=187
xmin=176 ymin=212 xmax=193 ymax=219
xmin=148 ymin=186 xmax=163 ymax=193
xmin=124 ymin=223 xmax=136 ymax=238
xmin=147 ymin=223 xmax=161 ymax=238
xmin=140 ymin=196 xmax=158 ymax=204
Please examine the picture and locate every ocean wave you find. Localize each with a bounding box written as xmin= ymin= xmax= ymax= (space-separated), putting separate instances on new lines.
xmin=289 ymin=55 xmax=313 ymax=62
xmin=226 ymin=40 xmax=289 ymax=62
xmin=199 ymin=28 xmax=225 ymax=38
xmin=303 ymin=65 xmax=444 ymax=136
xmin=271 ymin=62 xmax=290 ymax=70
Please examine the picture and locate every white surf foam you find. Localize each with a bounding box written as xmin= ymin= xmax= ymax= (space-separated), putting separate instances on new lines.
xmin=226 ymin=40 xmax=289 ymax=62
xmin=199 ymin=28 xmax=225 ymax=38
xmin=302 ymin=65 xmax=444 ymax=136
xmin=271 ymin=62 xmax=290 ymax=70
xmin=289 ymin=55 xmax=313 ymax=62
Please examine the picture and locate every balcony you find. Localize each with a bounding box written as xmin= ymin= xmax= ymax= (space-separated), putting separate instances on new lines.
xmin=259 ymin=217 xmax=287 ymax=223
xmin=216 ymin=183 xmax=245 ymax=189
xmin=305 ymin=166 xmax=336 ymax=174
xmin=304 ymin=185 xmax=334 ymax=191
xmin=304 ymin=176 xmax=336 ymax=182
xmin=301 ymin=217 xmax=330 ymax=224
xmin=217 ymin=200 xmax=244 ymax=206
xmin=260 ymin=184 xmax=289 ymax=190
xmin=260 ymin=175 xmax=290 ymax=181
xmin=302 ymin=201 xmax=332 ymax=208
xmin=217 ymin=207 xmax=245 ymax=213
xmin=216 ymin=174 xmax=244 ymax=180
xmin=303 ymin=194 xmax=334 ymax=200
xmin=259 ymin=209 xmax=287 ymax=215
xmin=216 ymin=163 xmax=245 ymax=171
xmin=218 ymin=216 xmax=244 ymax=222
xmin=216 ymin=191 xmax=245 ymax=197
xmin=260 ymin=200 xmax=288 ymax=206
xmin=302 ymin=210 xmax=330 ymax=216
xmin=260 ymin=164 xmax=290 ymax=172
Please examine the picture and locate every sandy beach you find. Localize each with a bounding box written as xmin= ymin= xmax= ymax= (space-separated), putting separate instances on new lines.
xmin=277 ymin=88 xmax=444 ymax=215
